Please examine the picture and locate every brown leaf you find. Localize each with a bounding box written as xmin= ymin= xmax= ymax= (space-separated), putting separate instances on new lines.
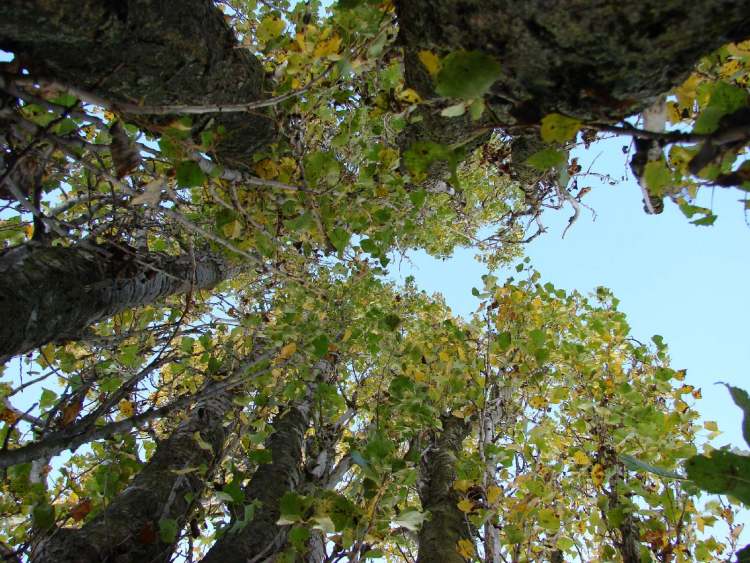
xmin=110 ymin=121 xmax=141 ymax=178
xmin=138 ymin=521 xmax=158 ymax=544
xmin=70 ymin=499 xmax=92 ymax=522
xmin=61 ymin=398 xmax=83 ymax=427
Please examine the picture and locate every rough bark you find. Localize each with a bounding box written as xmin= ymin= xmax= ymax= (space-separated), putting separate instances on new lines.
xmin=201 ymin=398 xmax=313 ymax=563
xmin=0 ymin=0 xmax=276 ymax=166
xmin=0 ymin=242 xmax=233 ymax=364
xmin=31 ymin=382 xmax=236 ymax=563
xmin=417 ymin=414 xmax=472 ymax=563
xmin=396 ymin=0 xmax=750 ymax=183
xmin=397 ymin=0 xmax=750 ymax=124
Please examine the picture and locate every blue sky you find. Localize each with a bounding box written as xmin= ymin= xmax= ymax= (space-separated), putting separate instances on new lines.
xmin=391 ymin=135 xmax=749 ymax=450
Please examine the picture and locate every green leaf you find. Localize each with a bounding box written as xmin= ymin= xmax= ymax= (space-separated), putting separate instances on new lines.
xmin=403 ymin=141 xmax=454 ymax=176
xmin=722 ymin=384 xmax=750 ymax=447
xmin=284 ymin=212 xmax=314 ymax=232
xmin=32 ymin=502 xmax=55 ymax=530
xmin=685 ymin=450 xmax=750 ymax=505
xmin=255 ymin=231 xmax=275 ymax=257
xmin=496 ymin=331 xmax=512 ymax=351
xmin=312 ymin=334 xmax=330 ymax=358
xmin=248 ymin=449 xmax=273 ymax=464
xmin=435 ymin=51 xmax=501 ymax=100
xmin=540 ymin=113 xmax=582 ymax=143
xmin=526 ymin=148 xmax=567 ymax=170
xmin=409 ymin=189 xmax=427 ymax=208
xmin=620 ymin=454 xmax=685 ymax=480
xmin=329 ymin=227 xmax=350 ymax=252
xmin=538 ymin=508 xmax=560 ymax=532
xmin=175 ymin=161 xmax=206 ymax=188
xmin=159 ymin=518 xmax=179 ymax=543
xmin=304 ymin=151 xmax=341 ymax=187
xmin=288 ymin=525 xmax=310 ymax=548
xmin=383 ymin=314 xmax=401 ymax=331
xmin=392 ymin=509 xmax=427 ymax=531
xmin=278 ymin=491 xmax=306 ymax=524
xmin=180 ymin=337 xmax=195 ymax=354
xmin=643 ymin=160 xmax=673 ymax=196
xmin=440 ymin=102 xmax=467 ymax=117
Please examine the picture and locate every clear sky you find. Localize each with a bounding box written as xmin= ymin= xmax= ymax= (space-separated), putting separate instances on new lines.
xmin=390 ymin=135 xmax=750 ymax=452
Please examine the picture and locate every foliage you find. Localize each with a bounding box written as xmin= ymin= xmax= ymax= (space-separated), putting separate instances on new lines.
xmin=0 ymin=0 xmax=747 ymax=561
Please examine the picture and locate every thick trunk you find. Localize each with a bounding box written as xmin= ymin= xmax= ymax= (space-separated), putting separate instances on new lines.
xmin=0 ymin=0 xmax=275 ymax=165
xmin=397 ymin=0 xmax=750 ymax=125
xmin=417 ymin=414 xmax=472 ymax=563
xmin=201 ymin=399 xmax=313 ymax=563
xmin=31 ymin=382 xmax=236 ymax=563
xmin=0 ymin=242 xmax=233 ymax=363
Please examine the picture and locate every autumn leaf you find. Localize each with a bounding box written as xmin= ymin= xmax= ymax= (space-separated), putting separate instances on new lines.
xmin=418 ymin=50 xmax=441 ymax=76
xmin=70 ymin=499 xmax=92 ymax=522
xmin=456 ymin=539 xmax=475 ymax=558
xmin=540 ymin=113 xmax=582 ymax=143
xmin=109 ymin=121 xmax=141 ymax=178
xmin=119 ymin=399 xmax=135 ymax=418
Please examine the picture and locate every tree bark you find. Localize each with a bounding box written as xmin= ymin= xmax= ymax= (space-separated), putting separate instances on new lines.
xmin=0 ymin=242 xmax=233 ymax=364
xmin=417 ymin=414 xmax=472 ymax=563
xmin=0 ymin=0 xmax=276 ymax=166
xmin=201 ymin=398 xmax=313 ymax=563
xmin=397 ymin=0 xmax=750 ymax=124
xmin=31 ymin=380 xmax=237 ymax=563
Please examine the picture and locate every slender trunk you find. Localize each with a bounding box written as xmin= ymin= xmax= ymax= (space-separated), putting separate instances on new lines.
xmin=0 ymin=242 xmax=233 ymax=363
xmin=417 ymin=414 xmax=472 ymax=563
xmin=201 ymin=399 xmax=314 ymax=563
xmin=0 ymin=0 xmax=275 ymax=165
xmin=31 ymin=380 xmax=237 ymax=563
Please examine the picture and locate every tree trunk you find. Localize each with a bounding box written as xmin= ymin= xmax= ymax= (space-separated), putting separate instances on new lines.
xmin=0 ymin=0 xmax=276 ymax=166
xmin=0 ymin=242 xmax=233 ymax=364
xmin=397 ymin=0 xmax=750 ymax=125
xmin=201 ymin=398 xmax=313 ymax=563
xmin=417 ymin=414 xmax=472 ymax=563
xmin=31 ymin=380 xmax=236 ymax=563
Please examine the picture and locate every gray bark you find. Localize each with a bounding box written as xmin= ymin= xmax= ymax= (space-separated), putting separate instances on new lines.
xmin=31 ymin=381 xmax=236 ymax=563
xmin=417 ymin=414 xmax=472 ymax=563
xmin=201 ymin=399 xmax=314 ymax=563
xmin=0 ymin=242 xmax=233 ymax=364
xmin=0 ymin=0 xmax=276 ymax=166
xmin=395 ymin=0 xmax=750 ymax=185
xmin=397 ymin=0 xmax=750 ymax=124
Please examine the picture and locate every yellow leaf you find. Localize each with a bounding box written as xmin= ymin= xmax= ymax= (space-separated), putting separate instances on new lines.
xmin=119 ymin=399 xmax=134 ymax=418
xmin=572 ymin=450 xmax=591 ymax=466
xmin=487 ymin=485 xmax=502 ymax=505
xmin=277 ymin=343 xmax=297 ymax=361
xmin=342 ymin=328 xmax=352 ymax=342
xmin=396 ymin=88 xmax=422 ymax=104
xmin=294 ymin=32 xmax=306 ymax=52
xmin=453 ymin=479 xmax=471 ymax=493
xmin=591 ymin=463 xmax=605 ymax=487
xmin=23 ymin=224 xmax=34 ymax=238
xmin=418 ymin=50 xmax=441 ymax=76
xmin=254 ymin=159 xmax=279 ymax=180
xmin=704 ymin=421 xmax=719 ymax=432
xmin=222 ymin=219 xmax=243 ymax=240
xmin=193 ymin=431 xmax=213 ymax=451
xmin=540 ymin=113 xmax=582 ymax=143
xmin=257 ymin=15 xmax=285 ymax=43
xmin=457 ymin=498 xmax=474 ymax=513
xmin=528 ymin=395 xmax=547 ymax=409
xmin=412 ymin=369 xmax=427 ymax=383
xmin=314 ymin=34 xmax=342 ymax=59
xmin=0 ymin=408 xmax=20 ymax=424
xmin=456 ymin=539 xmax=475 ymax=559
xmin=438 ymin=350 xmax=450 ymax=363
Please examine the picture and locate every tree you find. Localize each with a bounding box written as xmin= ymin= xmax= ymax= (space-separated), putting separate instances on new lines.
xmin=1 ymin=1 xmax=749 ymax=561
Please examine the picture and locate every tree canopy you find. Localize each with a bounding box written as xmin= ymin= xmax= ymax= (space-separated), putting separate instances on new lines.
xmin=0 ymin=1 xmax=749 ymax=561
